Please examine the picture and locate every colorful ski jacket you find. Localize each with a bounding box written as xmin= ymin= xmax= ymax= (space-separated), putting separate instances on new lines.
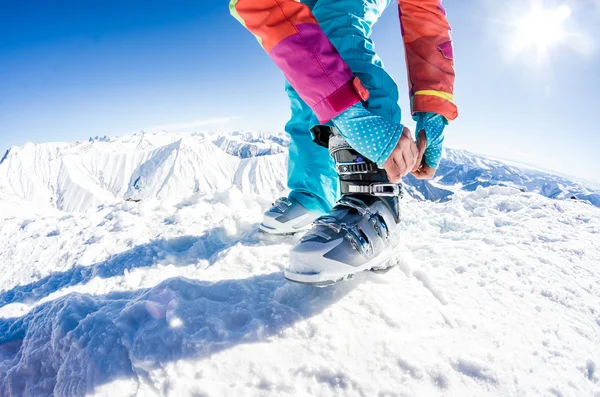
xmin=230 ymin=0 xmax=458 ymax=124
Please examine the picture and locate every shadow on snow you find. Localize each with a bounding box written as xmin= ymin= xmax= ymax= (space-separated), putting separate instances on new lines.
xmin=0 ymin=225 xmax=275 ymax=308
xmin=0 ymin=230 xmax=357 ymax=396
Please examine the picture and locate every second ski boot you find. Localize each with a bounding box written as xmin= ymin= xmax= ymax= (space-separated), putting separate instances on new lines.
xmin=284 ymin=131 xmax=402 ymax=286
xmin=260 ymin=196 xmax=322 ymax=235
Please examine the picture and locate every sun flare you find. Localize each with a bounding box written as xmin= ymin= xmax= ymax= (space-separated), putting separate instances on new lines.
xmin=499 ymin=0 xmax=595 ymax=67
xmin=511 ymin=3 xmax=571 ymax=55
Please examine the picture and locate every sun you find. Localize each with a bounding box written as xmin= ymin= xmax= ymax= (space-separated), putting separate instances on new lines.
xmin=510 ymin=3 xmax=571 ymax=57
xmin=518 ymin=5 xmax=570 ymax=48
xmin=500 ymin=0 xmax=595 ymax=68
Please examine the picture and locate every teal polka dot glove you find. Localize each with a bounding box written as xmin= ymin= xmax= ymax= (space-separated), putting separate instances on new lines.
xmin=331 ymin=103 xmax=403 ymax=167
xmin=414 ymin=112 xmax=448 ymax=169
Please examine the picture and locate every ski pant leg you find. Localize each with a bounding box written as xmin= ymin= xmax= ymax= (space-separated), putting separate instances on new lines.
xmin=312 ymin=0 xmax=401 ymax=123
xmin=285 ymin=0 xmax=338 ymax=215
xmin=286 ymin=82 xmax=338 ymax=215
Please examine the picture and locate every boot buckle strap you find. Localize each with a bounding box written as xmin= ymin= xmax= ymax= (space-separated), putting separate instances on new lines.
xmin=337 ymin=161 xmax=379 ymax=175
xmin=338 ymin=196 xmax=371 ymax=216
xmin=313 ymin=217 xmax=374 ymax=258
xmin=346 ymin=183 xmax=401 ymax=197
xmin=369 ymin=213 xmax=390 ymax=242
xmin=313 ymin=216 xmax=345 ymax=234
xmin=345 ymin=226 xmax=374 ymax=258
xmin=272 ymin=197 xmax=292 ymax=213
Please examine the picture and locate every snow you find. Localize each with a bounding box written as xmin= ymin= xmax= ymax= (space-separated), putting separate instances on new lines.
xmin=0 ymin=132 xmax=599 ymax=396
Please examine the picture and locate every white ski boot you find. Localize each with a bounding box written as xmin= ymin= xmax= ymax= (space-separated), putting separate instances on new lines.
xmin=284 ymin=131 xmax=402 ymax=286
xmin=260 ymin=197 xmax=322 ymax=235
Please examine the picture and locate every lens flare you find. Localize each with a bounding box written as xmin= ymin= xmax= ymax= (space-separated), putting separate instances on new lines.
xmin=513 ymin=4 xmax=569 ymax=54
xmin=501 ymin=1 xmax=593 ymax=67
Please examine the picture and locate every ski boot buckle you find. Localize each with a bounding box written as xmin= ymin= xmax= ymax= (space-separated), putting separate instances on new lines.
xmin=370 ymin=183 xmax=401 ymax=197
xmin=345 ymin=183 xmax=402 ymax=197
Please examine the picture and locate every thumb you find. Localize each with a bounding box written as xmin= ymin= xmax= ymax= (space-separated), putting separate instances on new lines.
xmin=412 ymin=129 xmax=427 ymax=172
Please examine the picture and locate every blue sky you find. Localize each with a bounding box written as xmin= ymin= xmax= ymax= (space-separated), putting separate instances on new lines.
xmin=1 ymin=0 xmax=599 ymax=183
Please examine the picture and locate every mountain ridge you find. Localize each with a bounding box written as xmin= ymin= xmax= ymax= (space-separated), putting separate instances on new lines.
xmin=0 ymin=130 xmax=598 ymax=212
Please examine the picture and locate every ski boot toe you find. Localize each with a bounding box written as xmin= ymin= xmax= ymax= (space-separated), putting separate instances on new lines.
xmin=259 ymin=197 xmax=322 ymax=235
xmin=285 ymin=196 xmax=398 ymax=286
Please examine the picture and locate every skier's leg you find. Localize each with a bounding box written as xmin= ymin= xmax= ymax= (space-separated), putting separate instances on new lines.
xmin=284 ymin=0 xmax=337 ymax=215
xmin=285 ymin=81 xmax=338 ymax=215
xmin=259 ymin=82 xmax=338 ymax=235
xmin=259 ymin=0 xmax=339 ymax=235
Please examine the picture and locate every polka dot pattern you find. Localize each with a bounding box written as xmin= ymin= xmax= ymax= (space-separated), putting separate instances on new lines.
xmin=415 ymin=112 xmax=447 ymax=169
xmin=332 ymin=103 xmax=403 ymax=167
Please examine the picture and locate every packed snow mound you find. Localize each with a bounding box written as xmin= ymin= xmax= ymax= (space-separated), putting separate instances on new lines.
xmin=0 ymin=186 xmax=598 ymax=396
xmin=1 ymin=131 xmax=598 ymax=214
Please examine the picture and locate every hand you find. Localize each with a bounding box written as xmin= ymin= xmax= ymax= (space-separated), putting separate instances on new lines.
xmin=382 ymin=127 xmax=419 ymax=183
xmin=411 ymin=130 xmax=437 ymax=179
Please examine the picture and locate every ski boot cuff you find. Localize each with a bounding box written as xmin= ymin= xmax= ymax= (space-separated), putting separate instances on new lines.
xmin=328 ymin=132 xmax=402 ymax=223
xmin=331 ymin=103 xmax=404 ymax=167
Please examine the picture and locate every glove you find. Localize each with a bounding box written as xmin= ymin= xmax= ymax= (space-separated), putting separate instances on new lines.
xmin=414 ymin=112 xmax=447 ymax=169
xmin=331 ymin=103 xmax=403 ymax=167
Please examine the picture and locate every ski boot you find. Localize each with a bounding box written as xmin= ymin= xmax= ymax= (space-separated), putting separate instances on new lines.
xmin=284 ymin=129 xmax=402 ymax=286
xmin=260 ymin=196 xmax=322 ymax=235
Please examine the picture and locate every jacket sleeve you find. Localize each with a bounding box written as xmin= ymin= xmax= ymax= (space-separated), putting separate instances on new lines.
xmin=399 ymin=0 xmax=458 ymax=121
xmin=229 ymin=0 xmax=369 ymax=123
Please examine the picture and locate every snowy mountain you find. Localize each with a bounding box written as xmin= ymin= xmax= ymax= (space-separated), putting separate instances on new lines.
xmin=436 ymin=149 xmax=600 ymax=207
xmin=0 ymin=132 xmax=599 ymax=396
xmin=0 ymin=132 xmax=287 ymax=213
xmin=0 ymin=130 xmax=598 ymax=214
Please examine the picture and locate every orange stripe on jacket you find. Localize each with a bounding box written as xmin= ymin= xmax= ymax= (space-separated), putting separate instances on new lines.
xmin=234 ymin=0 xmax=319 ymax=53
xmin=399 ymin=0 xmax=458 ymax=121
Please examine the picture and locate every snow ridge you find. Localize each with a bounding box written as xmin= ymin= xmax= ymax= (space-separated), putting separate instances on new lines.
xmin=0 ymin=149 xmax=9 ymax=165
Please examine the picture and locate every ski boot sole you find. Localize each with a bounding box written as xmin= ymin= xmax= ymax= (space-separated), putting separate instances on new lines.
xmin=284 ymin=252 xmax=393 ymax=287
xmin=258 ymin=223 xmax=313 ymax=236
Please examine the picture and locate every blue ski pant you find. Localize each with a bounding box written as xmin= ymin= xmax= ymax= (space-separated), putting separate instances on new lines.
xmin=286 ymin=0 xmax=401 ymax=214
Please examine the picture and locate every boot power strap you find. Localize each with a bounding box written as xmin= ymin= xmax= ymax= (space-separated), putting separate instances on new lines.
xmin=337 ymin=161 xmax=379 ymax=175
xmin=341 ymin=182 xmax=403 ymax=197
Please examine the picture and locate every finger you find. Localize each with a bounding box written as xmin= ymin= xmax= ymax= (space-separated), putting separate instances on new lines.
xmin=423 ymin=165 xmax=437 ymax=179
xmin=406 ymin=141 xmax=419 ymax=168
xmin=384 ymin=158 xmax=402 ymax=183
xmin=410 ymin=140 xmax=419 ymax=163
xmin=402 ymin=146 xmax=417 ymax=175
xmin=412 ymin=130 xmax=427 ymax=172
xmin=401 ymin=126 xmax=413 ymax=141
xmin=412 ymin=165 xmax=436 ymax=180
xmin=411 ymin=169 xmax=428 ymax=180
xmin=386 ymin=167 xmax=401 ymax=183
xmin=393 ymin=153 xmax=408 ymax=178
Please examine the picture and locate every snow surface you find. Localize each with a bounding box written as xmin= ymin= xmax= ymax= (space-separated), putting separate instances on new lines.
xmin=0 ymin=132 xmax=599 ymax=396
